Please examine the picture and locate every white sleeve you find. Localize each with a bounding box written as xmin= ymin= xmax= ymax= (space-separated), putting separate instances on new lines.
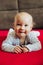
xmin=1 ymin=28 xmax=16 ymax=52
xmin=25 ymin=31 xmax=42 ymax=52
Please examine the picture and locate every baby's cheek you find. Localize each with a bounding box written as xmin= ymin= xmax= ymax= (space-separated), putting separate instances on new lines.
xmin=15 ymin=29 xmax=18 ymax=34
xmin=25 ymin=30 xmax=29 ymax=34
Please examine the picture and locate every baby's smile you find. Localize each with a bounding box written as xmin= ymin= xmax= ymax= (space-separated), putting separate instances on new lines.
xmin=19 ymin=30 xmax=25 ymax=33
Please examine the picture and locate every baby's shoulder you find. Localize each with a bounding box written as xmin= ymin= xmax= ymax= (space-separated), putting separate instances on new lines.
xmin=28 ymin=31 xmax=40 ymax=37
xmin=7 ymin=28 xmax=15 ymax=37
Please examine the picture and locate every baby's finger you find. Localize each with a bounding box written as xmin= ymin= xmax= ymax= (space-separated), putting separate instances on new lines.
xmin=18 ymin=46 xmax=23 ymax=50
xmin=14 ymin=49 xmax=18 ymax=54
xmin=16 ymin=47 xmax=22 ymax=53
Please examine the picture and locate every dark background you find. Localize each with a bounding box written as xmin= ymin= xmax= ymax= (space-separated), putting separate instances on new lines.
xmin=0 ymin=0 xmax=43 ymax=29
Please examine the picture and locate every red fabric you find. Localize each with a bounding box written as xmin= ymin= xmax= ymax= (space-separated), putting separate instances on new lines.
xmin=0 ymin=29 xmax=43 ymax=65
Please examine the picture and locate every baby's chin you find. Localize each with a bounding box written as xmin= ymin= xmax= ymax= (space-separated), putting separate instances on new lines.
xmin=18 ymin=33 xmax=26 ymax=38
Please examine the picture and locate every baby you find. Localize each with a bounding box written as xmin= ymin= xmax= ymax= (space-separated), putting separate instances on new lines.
xmin=1 ymin=12 xmax=42 ymax=53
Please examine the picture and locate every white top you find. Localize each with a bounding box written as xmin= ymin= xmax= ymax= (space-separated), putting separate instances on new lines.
xmin=1 ymin=28 xmax=42 ymax=52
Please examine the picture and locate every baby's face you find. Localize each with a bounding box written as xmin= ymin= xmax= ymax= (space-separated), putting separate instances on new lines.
xmin=14 ymin=13 xmax=33 ymax=38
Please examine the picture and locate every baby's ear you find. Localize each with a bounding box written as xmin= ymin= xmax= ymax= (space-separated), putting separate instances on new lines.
xmin=32 ymin=22 xmax=36 ymax=28
xmin=12 ymin=22 xmax=15 ymax=29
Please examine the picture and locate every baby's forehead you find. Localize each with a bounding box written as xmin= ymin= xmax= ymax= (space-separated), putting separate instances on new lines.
xmin=16 ymin=13 xmax=33 ymax=21
xmin=16 ymin=12 xmax=32 ymax=19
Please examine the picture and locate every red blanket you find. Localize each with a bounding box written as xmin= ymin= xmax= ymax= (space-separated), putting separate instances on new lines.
xmin=0 ymin=30 xmax=43 ymax=65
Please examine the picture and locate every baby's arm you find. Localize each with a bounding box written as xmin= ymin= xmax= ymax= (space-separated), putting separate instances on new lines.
xmin=1 ymin=35 xmax=23 ymax=53
xmin=24 ymin=31 xmax=42 ymax=52
xmin=1 ymin=35 xmax=15 ymax=52
xmin=1 ymin=28 xmax=22 ymax=53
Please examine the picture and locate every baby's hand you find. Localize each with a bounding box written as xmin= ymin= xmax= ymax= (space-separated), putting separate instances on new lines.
xmin=13 ymin=46 xmax=23 ymax=54
xmin=22 ymin=46 xmax=29 ymax=53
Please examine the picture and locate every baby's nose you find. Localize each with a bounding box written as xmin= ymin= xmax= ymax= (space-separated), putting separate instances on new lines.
xmin=21 ymin=25 xmax=25 ymax=29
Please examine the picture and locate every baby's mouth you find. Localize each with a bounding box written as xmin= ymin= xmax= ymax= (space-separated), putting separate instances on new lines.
xmin=19 ymin=32 xmax=25 ymax=33
xmin=19 ymin=30 xmax=25 ymax=33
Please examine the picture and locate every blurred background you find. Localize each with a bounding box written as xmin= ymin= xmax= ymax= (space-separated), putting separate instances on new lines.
xmin=0 ymin=0 xmax=43 ymax=29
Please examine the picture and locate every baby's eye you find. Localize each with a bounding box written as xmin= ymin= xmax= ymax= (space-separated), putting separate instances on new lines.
xmin=25 ymin=24 xmax=28 ymax=26
xmin=17 ymin=24 xmax=21 ymax=26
